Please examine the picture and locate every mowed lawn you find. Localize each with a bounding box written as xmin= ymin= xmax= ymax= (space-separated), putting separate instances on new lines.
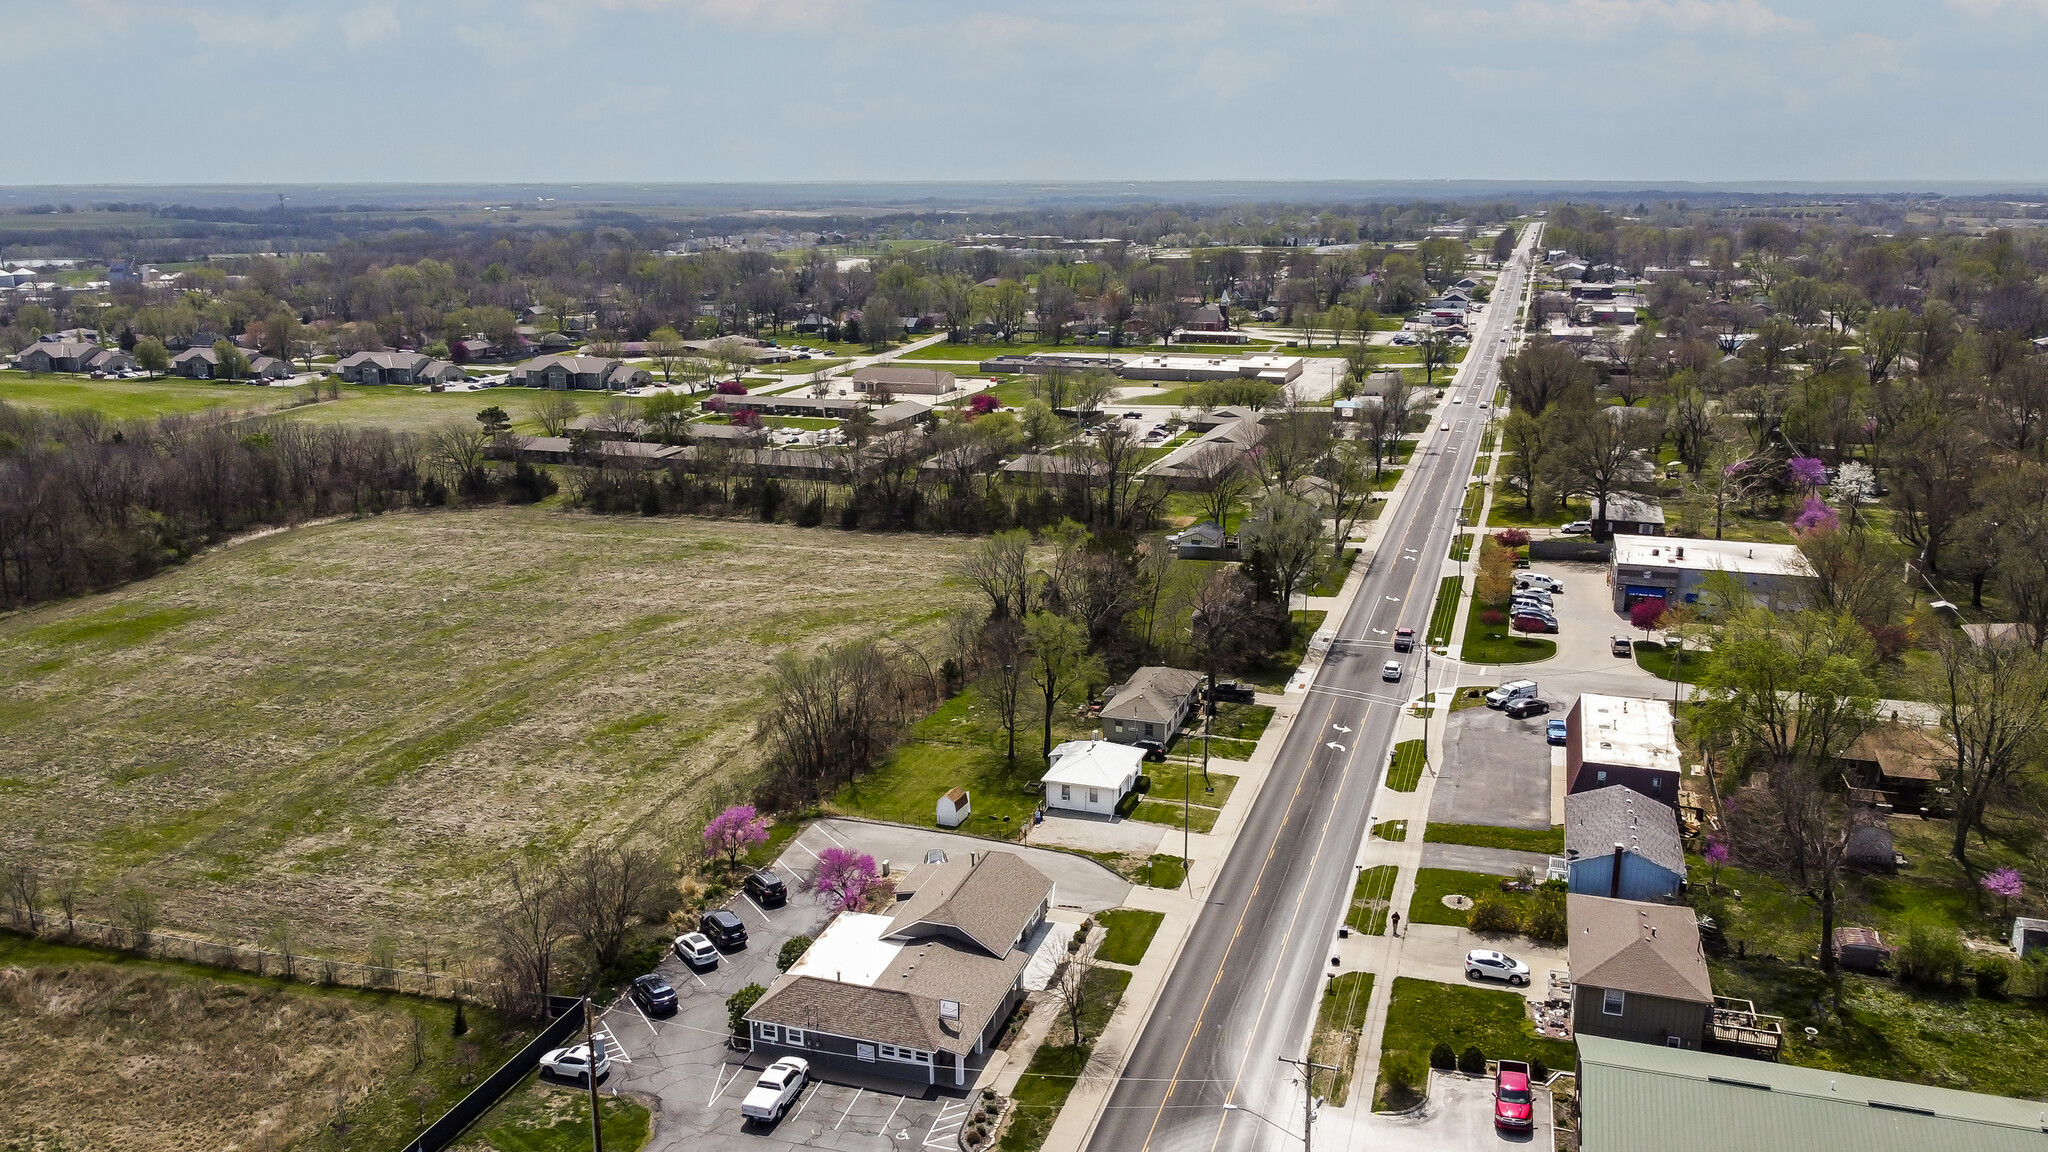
xmin=0 ymin=508 xmax=973 ymax=951
xmin=0 ymin=371 xmax=273 ymax=419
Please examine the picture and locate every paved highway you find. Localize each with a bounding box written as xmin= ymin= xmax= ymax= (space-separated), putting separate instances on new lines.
xmin=1084 ymin=225 xmax=1540 ymax=1152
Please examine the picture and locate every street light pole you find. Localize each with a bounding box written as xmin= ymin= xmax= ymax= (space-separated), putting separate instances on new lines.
xmin=1277 ymin=1054 xmax=1338 ymax=1152
xmin=585 ymin=997 xmax=605 ymax=1152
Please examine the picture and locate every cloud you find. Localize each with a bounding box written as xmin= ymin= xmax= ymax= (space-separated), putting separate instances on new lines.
xmin=342 ymin=3 xmax=402 ymax=48
xmin=1501 ymin=0 xmax=1811 ymax=36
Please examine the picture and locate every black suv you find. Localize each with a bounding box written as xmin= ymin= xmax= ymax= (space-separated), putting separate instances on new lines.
xmin=1504 ymin=698 xmax=1551 ymax=719
xmin=1134 ymin=739 xmax=1168 ymax=762
xmin=744 ymin=869 xmax=788 ymax=908
xmin=630 ymin=973 xmax=677 ymax=1015
xmin=700 ymin=909 xmax=748 ymax=951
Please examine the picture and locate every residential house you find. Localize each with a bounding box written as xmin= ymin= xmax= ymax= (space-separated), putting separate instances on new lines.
xmin=1041 ymin=740 xmax=1146 ymax=816
xmin=1567 ymin=894 xmax=1713 ymax=1050
xmin=1593 ymin=494 xmax=1665 ymax=538
xmin=746 ymin=852 xmax=1054 ymax=1087
xmin=1565 ymin=785 xmax=1685 ymax=902
xmin=247 ymin=355 xmax=295 ymax=380
xmin=872 ymin=400 xmax=935 ymax=432
xmin=451 ymin=337 xmax=503 ymax=362
xmin=506 ymin=355 xmax=648 ymax=391
xmin=852 ymin=365 xmax=957 ymax=396
xmin=1836 ymin=723 xmax=1947 ymax=813
xmin=1608 ymin=536 xmax=1815 ymax=614
xmin=13 ymin=340 xmax=102 ymax=373
xmin=170 ymin=347 xmax=221 ymax=378
xmin=1166 ymin=521 xmax=1235 ymax=561
xmin=83 ymin=348 xmax=136 ymax=375
xmin=1565 ymin=695 xmax=1681 ymax=810
xmin=1147 ymin=411 xmax=1265 ymax=490
xmin=334 ymin=351 xmax=458 ymax=386
xmin=1099 ymin=666 xmax=1203 ymax=746
xmin=1577 ymin=1033 xmax=2048 ymax=1152
xmin=1183 ymin=302 xmax=1229 ymax=331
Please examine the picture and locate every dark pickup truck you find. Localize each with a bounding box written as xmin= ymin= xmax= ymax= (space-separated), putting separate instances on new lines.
xmin=1393 ymin=627 xmax=1416 ymax=652
xmin=1208 ymin=681 xmax=1257 ymax=704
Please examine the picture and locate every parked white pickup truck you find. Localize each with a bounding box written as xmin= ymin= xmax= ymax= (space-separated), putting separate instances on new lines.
xmin=741 ymin=1057 xmax=809 ymax=1123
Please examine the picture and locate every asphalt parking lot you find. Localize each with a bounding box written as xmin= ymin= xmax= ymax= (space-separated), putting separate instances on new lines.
xmin=600 ymin=819 xmax=1126 ymax=1150
xmin=1329 ymin=1068 xmax=1553 ymax=1150
xmin=1431 ymin=706 xmax=1554 ymax=831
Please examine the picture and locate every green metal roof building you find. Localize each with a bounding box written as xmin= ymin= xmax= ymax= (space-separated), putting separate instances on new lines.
xmin=1579 ymin=1035 xmax=2048 ymax=1152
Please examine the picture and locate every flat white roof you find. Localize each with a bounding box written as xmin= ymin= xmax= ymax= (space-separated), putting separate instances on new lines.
xmin=1611 ymin=535 xmax=1811 ymax=578
xmin=783 ymin=912 xmax=901 ymax=987
xmin=1576 ymin=694 xmax=1680 ymax=774
xmin=1043 ymin=739 xmax=1146 ymax=790
xmin=1120 ymin=354 xmax=1303 ymax=371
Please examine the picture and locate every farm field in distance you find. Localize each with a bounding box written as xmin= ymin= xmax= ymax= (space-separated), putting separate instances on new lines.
xmin=0 ymin=508 xmax=973 ymax=955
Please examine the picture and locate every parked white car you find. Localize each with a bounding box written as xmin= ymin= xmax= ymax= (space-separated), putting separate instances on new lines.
xmin=540 ymin=1040 xmax=611 ymax=1084
xmin=1466 ymin=949 xmax=1531 ymax=986
xmin=741 ymin=1056 xmax=810 ymax=1122
xmin=674 ymin=931 xmax=719 ymax=968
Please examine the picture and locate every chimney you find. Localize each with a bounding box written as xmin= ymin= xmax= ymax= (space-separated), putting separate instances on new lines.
xmin=1676 ymin=546 xmax=1685 ymax=560
xmin=1612 ymin=843 xmax=1625 ymax=898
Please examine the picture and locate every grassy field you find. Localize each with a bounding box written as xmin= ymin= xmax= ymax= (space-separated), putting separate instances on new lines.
xmin=1346 ymin=865 xmax=1398 ymax=934
xmin=0 ymin=509 xmax=972 ymax=951
xmin=1633 ymin=640 xmax=1706 ymax=682
xmin=451 ymin=1074 xmax=651 ymax=1151
xmin=1096 ymin=909 xmax=1166 ymax=965
xmin=1132 ymin=799 xmax=1218 ymax=833
xmin=1143 ymin=761 xmax=1240 ymax=810
xmin=997 ymin=967 xmax=1131 ymax=1152
xmin=0 ymin=932 xmax=532 ymax=1152
xmin=0 ymin=370 xmax=278 ymax=419
xmin=1425 ymin=576 xmax=1462 ymax=646
xmin=1375 ymin=977 xmax=1575 ymax=1109
xmin=1385 ymin=739 xmax=1428 ymax=792
xmin=1311 ymin=972 xmax=1375 ymax=1106
xmin=1424 ymin=823 xmax=1564 ymax=854
xmin=1241 ymin=610 xmax=1327 ymax=691
xmin=1407 ymin=868 xmax=1519 ymax=928
xmin=275 ymin=386 xmax=557 ymax=434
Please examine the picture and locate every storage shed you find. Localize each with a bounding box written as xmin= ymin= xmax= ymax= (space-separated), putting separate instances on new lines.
xmin=937 ymin=787 xmax=971 ymax=828
xmin=1832 ymin=927 xmax=1891 ymax=973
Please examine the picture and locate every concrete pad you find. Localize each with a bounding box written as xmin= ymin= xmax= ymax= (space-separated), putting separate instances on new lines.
xmin=1420 ymin=843 xmax=1554 ymax=877
xmin=1318 ymin=1069 xmax=1553 ymax=1152
xmin=1020 ymin=916 xmax=1080 ymax=991
xmin=1022 ymin=809 xmax=1167 ymax=856
xmin=1394 ymin=924 xmax=1567 ymax=1006
xmin=806 ymin=818 xmax=1130 ymax=913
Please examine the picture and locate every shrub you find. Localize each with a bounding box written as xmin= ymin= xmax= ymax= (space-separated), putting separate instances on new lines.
xmin=1480 ymin=609 xmax=1505 ymax=626
xmin=778 ymin=935 xmax=813 ymax=971
xmin=1429 ymin=1042 xmax=1456 ymax=1070
xmin=715 ymin=379 xmax=747 ymax=395
xmin=1494 ymin=528 xmax=1530 ymax=549
xmin=1383 ymin=1057 xmax=1422 ymax=1100
xmin=727 ymin=983 xmax=767 ymax=1036
xmin=1468 ymin=891 xmax=1519 ymax=934
xmin=1530 ymin=1058 xmax=1548 ymax=1082
xmin=1521 ymin=885 xmax=1568 ymax=944
xmin=1976 ymin=955 xmax=2014 ymax=999
xmin=1458 ymin=1045 xmax=1486 ymax=1075
xmin=1894 ymin=921 xmax=1968 ymax=989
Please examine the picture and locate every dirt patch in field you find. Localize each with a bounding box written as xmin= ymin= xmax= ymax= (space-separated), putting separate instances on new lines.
xmin=0 ymin=508 xmax=972 ymax=954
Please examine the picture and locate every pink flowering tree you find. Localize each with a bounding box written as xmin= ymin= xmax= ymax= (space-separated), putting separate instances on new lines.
xmin=1792 ymin=494 xmax=1840 ymax=534
xmin=1703 ymin=837 xmax=1729 ymax=892
xmin=808 ymin=847 xmax=880 ymax=912
xmin=1629 ymin=597 xmax=1666 ymax=636
xmin=732 ymin=408 xmax=763 ymax=428
xmin=702 ymin=395 xmax=728 ymax=414
xmin=715 ymin=379 xmax=748 ymax=396
xmin=967 ymin=392 xmax=1000 ymax=418
xmin=1984 ymin=867 xmax=2023 ymax=914
xmin=1788 ymin=456 xmax=1828 ymax=490
xmin=703 ymin=805 xmax=769 ymax=870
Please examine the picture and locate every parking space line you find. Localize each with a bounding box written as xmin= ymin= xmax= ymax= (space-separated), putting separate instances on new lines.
xmin=591 ymin=1026 xmax=631 ymax=1063
xmin=811 ymin=823 xmax=848 ymax=849
xmin=924 ymin=1100 xmax=971 ymax=1148
xmin=834 ymin=1086 xmax=865 ymax=1129
xmin=625 ymin=994 xmax=660 ymax=1041
xmin=789 ymin=1080 xmax=823 ymax=1121
xmin=877 ymin=1094 xmax=906 ymax=1135
xmin=708 ymin=1064 xmax=745 ymax=1107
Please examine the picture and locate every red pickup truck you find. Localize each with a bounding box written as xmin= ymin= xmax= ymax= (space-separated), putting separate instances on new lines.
xmin=1393 ymin=627 xmax=1415 ymax=652
xmin=1494 ymin=1059 xmax=1533 ymax=1130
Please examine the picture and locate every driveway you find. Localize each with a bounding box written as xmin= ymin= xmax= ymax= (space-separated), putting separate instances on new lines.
xmin=1322 ymin=1069 xmax=1553 ymax=1151
xmin=1393 ymin=925 xmax=1568 ymax=1007
xmin=1431 ymin=709 xmax=1553 ymax=831
xmin=1420 ymin=844 xmax=1553 ymax=878
xmin=1025 ymin=809 xmax=1168 ymax=856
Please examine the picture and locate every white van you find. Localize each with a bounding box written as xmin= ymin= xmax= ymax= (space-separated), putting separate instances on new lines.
xmin=1485 ymin=680 xmax=1539 ymax=709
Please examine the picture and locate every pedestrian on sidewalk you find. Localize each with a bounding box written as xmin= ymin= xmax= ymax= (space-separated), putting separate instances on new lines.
xmin=1391 ymin=911 xmax=1401 ymax=937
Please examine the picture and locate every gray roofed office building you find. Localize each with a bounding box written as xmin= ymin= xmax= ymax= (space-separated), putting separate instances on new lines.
xmin=1578 ymin=1033 xmax=2048 ymax=1152
xmin=746 ymin=851 xmax=1054 ymax=1086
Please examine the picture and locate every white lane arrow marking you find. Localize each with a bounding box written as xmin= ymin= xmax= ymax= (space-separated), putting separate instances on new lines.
xmin=1372 ymin=628 xmax=1388 ymax=635
xmin=1326 ymin=742 xmax=1347 ymax=752
xmin=1333 ymin=725 xmax=1352 ymax=733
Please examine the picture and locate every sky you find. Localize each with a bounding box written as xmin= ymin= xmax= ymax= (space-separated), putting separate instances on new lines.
xmin=6 ymin=0 xmax=2046 ymax=185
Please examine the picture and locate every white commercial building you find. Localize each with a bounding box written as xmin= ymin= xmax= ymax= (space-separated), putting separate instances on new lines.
xmin=1609 ymin=535 xmax=1815 ymax=613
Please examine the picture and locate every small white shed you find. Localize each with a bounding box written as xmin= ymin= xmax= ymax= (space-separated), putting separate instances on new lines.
xmin=1041 ymin=740 xmax=1146 ymax=816
xmin=2014 ymin=916 xmax=2048 ymax=959
xmin=937 ymin=787 xmax=970 ymax=828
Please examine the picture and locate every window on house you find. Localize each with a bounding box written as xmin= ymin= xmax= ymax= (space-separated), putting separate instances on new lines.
xmin=759 ymin=1023 xmax=781 ymax=1043
xmin=1651 ymin=776 xmax=1663 ymax=792
xmin=1596 ymin=771 xmax=1608 ymax=783
xmin=786 ymin=1029 xmax=805 ymax=1046
xmin=1665 ymin=1036 xmax=1683 ymax=1048
xmin=1114 ymin=721 xmax=1123 ymax=733
xmin=1145 ymin=723 xmax=1156 ymax=737
xmin=1088 ymin=789 xmax=1099 ymax=804
xmin=1602 ymin=989 xmax=1625 ymax=1016
xmin=1061 ymin=785 xmax=1071 ymax=801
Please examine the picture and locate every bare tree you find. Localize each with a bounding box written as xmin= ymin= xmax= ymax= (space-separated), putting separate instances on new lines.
xmin=559 ymin=844 xmax=662 ymax=978
xmin=531 ymin=392 xmax=581 ymax=437
xmin=114 ymin=885 xmax=160 ymax=952
xmin=490 ymin=863 xmax=569 ymax=1018
xmin=1932 ymin=633 xmax=2048 ymax=870
xmin=1047 ymin=940 xmax=1106 ymax=1047
xmin=8 ymin=864 xmax=41 ymax=932
xmin=1186 ymin=443 xmax=1251 ymax=529
xmin=958 ymin=532 xmax=1033 ymax=621
xmin=1316 ymin=442 xmax=1373 ymax=561
xmin=983 ymin=617 xmax=1028 ymax=765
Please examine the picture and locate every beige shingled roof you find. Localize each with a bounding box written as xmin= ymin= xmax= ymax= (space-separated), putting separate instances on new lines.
xmin=1567 ymin=894 xmax=1712 ymax=1004
xmin=748 ymin=931 xmax=1031 ymax=1055
xmin=1101 ymin=667 xmax=1203 ymax=727
xmin=885 ymin=851 xmax=1052 ymax=958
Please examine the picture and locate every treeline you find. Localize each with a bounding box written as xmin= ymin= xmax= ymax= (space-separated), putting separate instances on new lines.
xmin=0 ymin=401 xmax=561 ymax=608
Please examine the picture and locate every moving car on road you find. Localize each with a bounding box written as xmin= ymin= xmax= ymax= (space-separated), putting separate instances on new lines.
xmin=741 ymin=1057 xmax=810 ymax=1123
xmin=1495 ymin=1059 xmax=1534 ymax=1130
xmin=1393 ymin=627 xmax=1416 ymax=652
xmin=1465 ymin=949 xmax=1531 ymax=986
xmin=1382 ymin=660 xmax=1403 ymax=682
xmin=673 ymin=931 xmax=719 ymax=968
xmin=540 ymin=1041 xmax=611 ymax=1085
xmin=1560 ymin=521 xmax=1592 ymax=535
xmin=630 ymin=973 xmax=677 ymax=1015
xmin=1611 ymin=635 xmax=1633 ymax=657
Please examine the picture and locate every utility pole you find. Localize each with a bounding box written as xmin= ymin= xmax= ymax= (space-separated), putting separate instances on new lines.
xmin=1277 ymin=1054 xmax=1338 ymax=1152
xmin=585 ymin=997 xmax=605 ymax=1152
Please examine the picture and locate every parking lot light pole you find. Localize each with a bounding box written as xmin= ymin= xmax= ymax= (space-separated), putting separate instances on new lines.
xmin=585 ymin=997 xmax=604 ymax=1152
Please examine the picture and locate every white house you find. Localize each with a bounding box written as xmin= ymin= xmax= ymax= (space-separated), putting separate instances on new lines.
xmin=1041 ymin=740 xmax=1145 ymax=816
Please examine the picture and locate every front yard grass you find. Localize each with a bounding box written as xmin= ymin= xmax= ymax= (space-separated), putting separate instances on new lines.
xmin=1131 ymin=799 xmax=1218 ymax=833
xmin=1143 ymin=761 xmax=1239 ymax=810
xmin=1407 ymin=867 xmax=1524 ymax=928
xmin=1633 ymin=640 xmax=1707 ymax=683
xmin=1385 ymin=739 xmax=1428 ymax=792
xmin=1484 ymin=495 xmax=1585 ymax=529
xmin=1311 ymin=972 xmax=1375 ymax=1107
xmin=1208 ymin=703 xmax=1276 ymax=742
xmin=997 ymin=967 xmax=1132 ymax=1152
xmin=1346 ymin=865 xmax=1399 ymax=934
xmin=1095 ymin=909 xmax=1166 ymax=965
xmin=1424 ymin=823 xmax=1564 ymax=854
xmin=1305 ymin=547 xmax=1360 ymax=595
xmin=1460 ymin=595 xmax=1557 ymax=665
xmin=1375 ymin=977 xmax=1576 ymax=1110
xmin=1240 ymin=611 xmax=1327 ymax=690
